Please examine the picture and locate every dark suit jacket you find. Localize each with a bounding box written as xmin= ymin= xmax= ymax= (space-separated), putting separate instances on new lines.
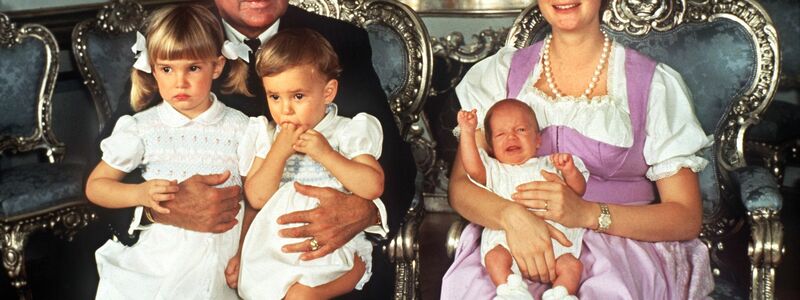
xmin=91 ymin=5 xmax=415 ymax=299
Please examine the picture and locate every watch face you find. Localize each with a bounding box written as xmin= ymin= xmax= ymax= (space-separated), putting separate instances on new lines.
xmin=599 ymin=215 xmax=611 ymax=227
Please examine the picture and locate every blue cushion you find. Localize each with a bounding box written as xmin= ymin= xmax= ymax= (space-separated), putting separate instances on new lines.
xmin=367 ymin=24 xmax=408 ymax=98
xmin=86 ymin=30 xmax=137 ymax=114
xmin=698 ymin=147 xmax=721 ymax=216
xmin=0 ymin=37 xmax=45 ymax=138
xmin=732 ymin=165 xmax=783 ymax=211
xmin=0 ymin=162 xmax=86 ymax=219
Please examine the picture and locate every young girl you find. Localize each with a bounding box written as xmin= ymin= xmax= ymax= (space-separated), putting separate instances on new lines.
xmin=232 ymin=28 xmax=384 ymax=300
xmin=457 ymin=99 xmax=588 ymax=300
xmin=85 ymin=4 xmax=256 ymax=299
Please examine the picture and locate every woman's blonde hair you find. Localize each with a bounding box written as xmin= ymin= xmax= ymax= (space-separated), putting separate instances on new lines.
xmin=255 ymin=28 xmax=341 ymax=81
xmin=130 ymin=4 xmax=251 ymax=111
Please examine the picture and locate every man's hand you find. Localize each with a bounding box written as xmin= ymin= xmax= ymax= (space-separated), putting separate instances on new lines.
xmin=152 ymin=171 xmax=241 ymax=233
xmin=277 ymin=182 xmax=378 ymax=260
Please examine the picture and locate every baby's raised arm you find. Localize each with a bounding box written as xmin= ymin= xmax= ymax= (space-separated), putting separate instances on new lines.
xmin=458 ymin=109 xmax=487 ymax=185
xmin=549 ymin=153 xmax=587 ymax=196
xmin=86 ymin=162 xmax=177 ymax=214
xmin=295 ymin=129 xmax=384 ymax=200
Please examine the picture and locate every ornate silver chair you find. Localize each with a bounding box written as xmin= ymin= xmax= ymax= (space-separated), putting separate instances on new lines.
xmin=0 ymin=13 xmax=96 ymax=300
xmin=288 ymin=0 xmax=432 ymax=298
xmin=72 ymin=0 xmax=146 ymax=132
xmin=436 ymin=0 xmax=784 ymax=299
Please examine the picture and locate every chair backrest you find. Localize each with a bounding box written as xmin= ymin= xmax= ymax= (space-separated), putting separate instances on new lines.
xmin=0 ymin=12 xmax=63 ymax=163
xmin=289 ymin=0 xmax=433 ymax=137
xmin=72 ymin=0 xmax=146 ymax=132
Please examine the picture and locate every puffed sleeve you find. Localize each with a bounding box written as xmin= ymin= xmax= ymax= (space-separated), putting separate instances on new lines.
xmin=643 ymin=63 xmax=712 ymax=181
xmin=455 ymin=46 xmax=518 ymax=128
xmin=337 ymin=113 xmax=383 ymax=160
xmin=100 ymin=115 xmax=144 ymax=173
xmin=237 ymin=116 xmax=273 ymax=176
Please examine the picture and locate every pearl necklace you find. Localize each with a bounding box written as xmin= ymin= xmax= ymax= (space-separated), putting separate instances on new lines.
xmin=543 ymin=31 xmax=611 ymax=99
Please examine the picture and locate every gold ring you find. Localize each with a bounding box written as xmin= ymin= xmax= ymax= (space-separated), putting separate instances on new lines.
xmin=310 ymin=238 xmax=319 ymax=251
xmin=544 ymin=201 xmax=549 ymax=211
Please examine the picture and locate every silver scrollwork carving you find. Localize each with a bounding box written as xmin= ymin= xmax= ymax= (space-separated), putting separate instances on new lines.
xmin=0 ymin=13 xmax=63 ymax=163
xmin=72 ymin=0 xmax=146 ymax=131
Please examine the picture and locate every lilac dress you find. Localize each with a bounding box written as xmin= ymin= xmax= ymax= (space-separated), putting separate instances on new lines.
xmin=442 ymin=41 xmax=715 ymax=299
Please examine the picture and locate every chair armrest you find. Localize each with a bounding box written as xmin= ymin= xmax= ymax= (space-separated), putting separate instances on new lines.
xmin=731 ymin=166 xmax=783 ymax=211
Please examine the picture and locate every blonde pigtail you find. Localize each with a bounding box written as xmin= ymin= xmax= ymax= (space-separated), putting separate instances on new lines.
xmin=130 ymin=68 xmax=159 ymax=112
xmin=221 ymin=59 xmax=253 ymax=97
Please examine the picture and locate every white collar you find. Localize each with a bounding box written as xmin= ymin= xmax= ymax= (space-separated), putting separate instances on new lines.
xmin=222 ymin=18 xmax=280 ymax=45
xmin=157 ymin=93 xmax=226 ymax=127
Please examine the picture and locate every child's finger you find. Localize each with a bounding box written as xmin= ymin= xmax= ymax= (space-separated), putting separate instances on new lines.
xmin=150 ymin=203 xmax=171 ymax=214
xmin=151 ymin=192 xmax=175 ymax=202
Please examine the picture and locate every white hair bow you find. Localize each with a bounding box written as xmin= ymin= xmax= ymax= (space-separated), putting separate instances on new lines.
xmin=221 ymin=40 xmax=251 ymax=63
xmin=131 ymin=32 xmax=151 ymax=73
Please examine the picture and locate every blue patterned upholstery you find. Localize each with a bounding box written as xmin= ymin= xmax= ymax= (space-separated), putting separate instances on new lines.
xmin=608 ymin=20 xmax=755 ymax=134
xmin=367 ymin=25 xmax=408 ymax=98
xmin=85 ymin=30 xmax=136 ymax=115
xmin=0 ymin=163 xmax=85 ymax=218
xmin=710 ymin=278 xmax=748 ymax=300
xmin=0 ymin=38 xmax=44 ymax=137
xmin=732 ymin=166 xmax=783 ymax=211
xmin=697 ymin=147 xmax=721 ymax=216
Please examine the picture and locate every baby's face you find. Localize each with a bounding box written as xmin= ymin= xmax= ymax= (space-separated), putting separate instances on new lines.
xmin=263 ymin=64 xmax=337 ymax=129
xmin=488 ymin=107 xmax=540 ymax=165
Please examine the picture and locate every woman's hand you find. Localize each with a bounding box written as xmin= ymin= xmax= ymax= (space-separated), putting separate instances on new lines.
xmin=512 ymin=170 xmax=593 ymax=229
xmin=502 ymin=205 xmax=572 ymax=283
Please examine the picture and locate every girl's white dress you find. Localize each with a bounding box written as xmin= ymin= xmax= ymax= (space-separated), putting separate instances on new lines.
xmin=476 ymin=149 xmax=589 ymax=268
xmin=94 ymin=95 xmax=251 ymax=300
xmin=238 ymin=104 xmax=381 ymax=300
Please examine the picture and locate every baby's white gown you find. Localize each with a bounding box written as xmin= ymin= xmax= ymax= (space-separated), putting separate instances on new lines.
xmin=476 ymin=149 xmax=590 ymax=269
xmin=238 ymin=105 xmax=382 ymax=300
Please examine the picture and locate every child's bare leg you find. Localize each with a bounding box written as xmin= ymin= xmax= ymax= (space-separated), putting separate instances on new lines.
xmin=485 ymin=245 xmax=514 ymax=286
xmin=552 ymin=254 xmax=582 ymax=295
xmin=284 ymin=254 xmax=366 ymax=300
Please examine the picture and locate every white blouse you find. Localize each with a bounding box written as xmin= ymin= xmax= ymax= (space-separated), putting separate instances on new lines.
xmin=456 ymin=43 xmax=712 ymax=181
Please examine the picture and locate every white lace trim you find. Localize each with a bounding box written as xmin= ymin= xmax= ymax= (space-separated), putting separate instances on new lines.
xmin=646 ymin=155 xmax=709 ymax=181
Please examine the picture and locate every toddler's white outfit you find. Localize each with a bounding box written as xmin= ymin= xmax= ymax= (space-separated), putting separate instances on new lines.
xmin=238 ymin=104 xmax=382 ymax=300
xmin=95 ymin=95 xmax=250 ymax=300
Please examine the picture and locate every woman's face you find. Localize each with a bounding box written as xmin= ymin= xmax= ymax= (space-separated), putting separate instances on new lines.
xmin=538 ymin=0 xmax=602 ymax=33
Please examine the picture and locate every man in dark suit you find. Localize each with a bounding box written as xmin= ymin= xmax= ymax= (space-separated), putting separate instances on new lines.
xmin=91 ymin=0 xmax=415 ymax=298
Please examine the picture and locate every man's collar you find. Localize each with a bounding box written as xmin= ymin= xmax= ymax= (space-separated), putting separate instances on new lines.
xmin=221 ymin=19 xmax=281 ymax=45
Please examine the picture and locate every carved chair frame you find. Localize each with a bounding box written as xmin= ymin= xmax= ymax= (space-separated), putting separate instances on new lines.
xmin=504 ymin=1 xmax=782 ymax=299
xmin=288 ymin=1 xmax=432 ymax=298
xmin=71 ymin=0 xmax=146 ymax=132
xmin=0 ymin=12 xmax=97 ymax=299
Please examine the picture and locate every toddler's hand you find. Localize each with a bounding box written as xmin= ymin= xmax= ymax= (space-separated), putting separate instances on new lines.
xmin=139 ymin=179 xmax=178 ymax=214
xmin=550 ymin=153 xmax=577 ymax=175
xmin=457 ymin=109 xmax=478 ymax=135
xmin=273 ymin=123 xmax=306 ymax=159
xmin=294 ymin=129 xmax=333 ymax=161
xmin=224 ymin=254 xmax=241 ymax=289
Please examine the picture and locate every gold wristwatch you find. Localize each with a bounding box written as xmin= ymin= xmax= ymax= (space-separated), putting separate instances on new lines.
xmin=595 ymin=203 xmax=611 ymax=233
